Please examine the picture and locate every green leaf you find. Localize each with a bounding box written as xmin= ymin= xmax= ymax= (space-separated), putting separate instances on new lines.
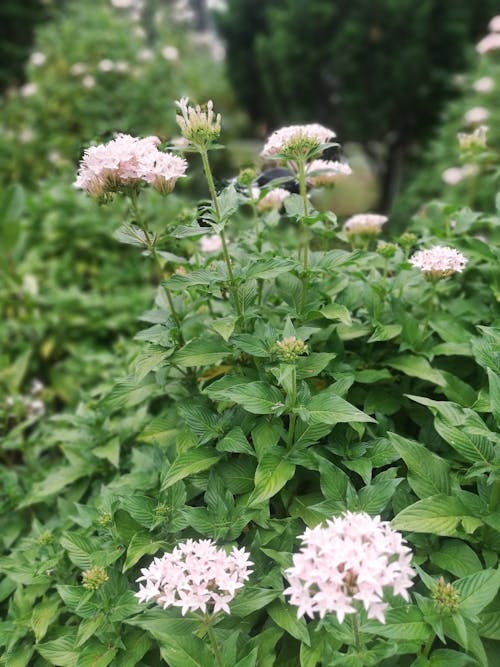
xmin=231 ymin=334 xmax=269 ymax=358
xmin=427 ymin=649 xmax=477 ymax=666
xmin=248 ymin=451 xmax=295 ymax=506
xmin=31 ymin=597 xmax=60 ymax=642
xmin=76 ymin=640 xmax=117 ymax=667
xmin=430 ymin=540 xmax=482 ymax=577
xmin=434 ymin=417 xmax=494 ymax=464
xmin=306 ymin=390 xmax=375 ymax=425
xmin=362 ymin=605 xmax=431 ymax=642
xmin=392 ymin=495 xmax=483 ymax=537
xmin=161 ymin=447 xmax=220 ymax=489
xmin=60 ymin=533 xmax=94 ymax=569
xmin=113 ymin=223 xmax=148 ymax=247
xmin=207 ymin=379 xmax=284 ymax=415
xmin=211 ymin=316 xmax=237 ymax=342
xmin=456 ymin=569 xmax=500 ymax=618
xmin=216 ymin=427 xmax=254 ymax=456
xmin=102 ymin=375 xmax=157 ymax=411
xmin=37 ymin=633 xmax=79 ymax=666
xmin=296 ymin=353 xmax=336 ymax=379
xmin=123 ymin=533 xmax=164 ymax=572
xmin=368 ymin=324 xmax=402 ymax=343
xmin=388 ymin=433 xmax=451 ymax=498
xmin=245 ymin=257 xmax=296 ymax=280
xmin=319 ymin=303 xmax=352 ymax=324
xmin=171 ymin=338 xmax=231 ymax=367
xmin=230 ymin=587 xmax=282 ymax=617
xmin=268 ymin=599 xmax=310 ymax=645
xmin=92 ymin=436 xmax=120 ymax=468
xmin=387 ymin=355 xmax=446 ymax=386
xmin=19 ymin=461 xmax=93 ymax=507
xmin=487 ymin=369 xmax=500 ymax=426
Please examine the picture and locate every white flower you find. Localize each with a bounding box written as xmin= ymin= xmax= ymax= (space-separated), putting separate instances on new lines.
xmin=138 ymin=48 xmax=153 ymax=62
xmin=162 ymin=45 xmax=179 ymax=62
xmin=458 ymin=125 xmax=487 ymax=150
xmin=175 ymin=97 xmax=222 ymax=147
xmin=306 ymin=159 xmax=352 ymax=187
xmin=98 ymin=59 xmax=115 ymax=72
xmin=473 ymin=76 xmax=494 ymax=93
xmin=464 ymin=107 xmax=489 ymax=125
xmin=115 ymin=61 xmax=130 ymax=73
xmin=30 ymin=52 xmax=46 ymax=67
xmin=256 ymin=187 xmax=290 ymax=212
xmin=200 ymin=234 xmax=223 ymax=252
xmin=82 ymin=75 xmax=96 ymax=89
xmin=489 ymin=15 xmax=500 ymax=32
xmin=343 ymin=213 xmax=388 ymax=235
xmin=20 ymin=83 xmax=38 ymax=97
xmin=261 ymin=124 xmax=336 ymax=158
xmin=409 ymin=245 xmax=468 ymax=278
xmin=19 ymin=128 xmax=35 ymax=144
xmin=135 ymin=539 xmax=252 ymax=615
xmin=476 ymin=32 xmax=500 ymax=54
xmin=284 ymin=512 xmax=415 ymax=623
xmin=441 ymin=167 xmax=464 ymax=185
xmin=70 ymin=62 xmax=87 ymax=76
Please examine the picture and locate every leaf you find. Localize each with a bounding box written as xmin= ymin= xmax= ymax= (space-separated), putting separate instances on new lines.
xmin=216 ymin=427 xmax=254 ymax=456
xmin=456 ymin=569 xmax=500 ymax=618
xmin=296 ymin=353 xmax=336 ymax=379
xmin=60 ymin=533 xmax=95 ymax=569
xmin=427 ymin=649 xmax=477 ymax=666
xmin=388 ymin=433 xmax=451 ymax=498
xmin=430 ymin=540 xmax=482 ymax=578
xmin=268 ymin=599 xmax=310 ymax=645
xmin=248 ymin=452 xmax=295 ymax=506
xmin=245 ymin=257 xmax=296 ymax=280
xmin=207 ymin=379 xmax=284 ymax=415
xmin=368 ymin=324 xmax=402 ymax=343
xmin=231 ymin=334 xmax=269 ymax=358
xmin=161 ymin=448 xmax=220 ymax=489
xmin=31 ymin=597 xmax=60 ymax=642
xmin=123 ymin=533 xmax=164 ymax=572
xmin=387 ymin=355 xmax=446 ymax=386
xmin=102 ymin=375 xmax=157 ymax=411
xmin=392 ymin=495 xmax=483 ymax=537
xmin=362 ymin=605 xmax=431 ymax=642
xmin=171 ymin=338 xmax=231 ymax=367
xmin=211 ymin=316 xmax=237 ymax=342
xmin=92 ymin=436 xmax=120 ymax=468
xmin=113 ymin=223 xmax=148 ymax=247
xmin=319 ymin=303 xmax=352 ymax=324
xmin=230 ymin=587 xmax=282 ymax=617
xmin=487 ymin=369 xmax=500 ymax=426
xmin=306 ymin=390 xmax=375 ymax=425
xmin=76 ymin=640 xmax=117 ymax=667
xmin=37 ymin=633 xmax=79 ymax=666
xmin=19 ymin=461 xmax=93 ymax=507
xmin=434 ymin=417 xmax=494 ymax=464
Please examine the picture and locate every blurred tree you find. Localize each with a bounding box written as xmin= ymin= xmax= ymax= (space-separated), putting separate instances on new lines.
xmin=217 ymin=0 xmax=499 ymax=208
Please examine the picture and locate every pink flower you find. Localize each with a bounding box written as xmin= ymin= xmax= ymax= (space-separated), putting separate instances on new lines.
xmin=306 ymin=159 xmax=352 ymax=187
xmin=135 ymin=539 xmax=252 ymax=615
xmin=343 ymin=213 xmax=388 ymax=235
xmin=162 ymin=45 xmax=179 ymax=62
xmin=200 ymin=234 xmax=223 ymax=252
xmin=464 ymin=107 xmax=489 ymax=125
xmin=256 ymin=187 xmax=290 ymax=212
xmin=476 ymin=32 xmax=500 ymax=54
xmin=473 ymin=76 xmax=494 ymax=93
xmin=489 ymin=15 xmax=500 ymax=32
xmin=261 ymin=124 xmax=336 ymax=158
xmin=409 ymin=245 xmax=468 ymax=278
xmin=30 ymin=52 xmax=46 ymax=67
xmin=284 ymin=512 xmax=415 ymax=624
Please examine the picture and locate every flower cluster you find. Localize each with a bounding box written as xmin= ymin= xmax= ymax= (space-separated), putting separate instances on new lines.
xmin=473 ymin=76 xmax=494 ymax=93
xmin=74 ymin=134 xmax=187 ymax=199
xmin=82 ymin=566 xmax=108 ymax=591
xmin=284 ymin=512 xmax=415 ymax=624
xmin=261 ymin=124 xmax=336 ymax=159
xmin=458 ymin=125 xmax=488 ymax=151
xmin=257 ymin=187 xmax=290 ymax=212
xmin=441 ymin=164 xmax=479 ymax=185
xmin=477 ymin=32 xmax=500 ymax=55
xmin=136 ymin=539 xmax=253 ymax=615
xmin=200 ymin=234 xmax=223 ymax=253
xmin=464 ymin=107 xmax=489 ymax=126
xmin=274 ymin=336 xmax=308 ymax=362
xmin=343 ymin=213 xmax=388 ymax=236
xmin=409 ymin=246 xmax=468 ymax=279
xmin=432 ymin=576 xmax=460 ymax=613
xmin=175 ymin=97 xmax=222 ymax=148
xmin=306 ymin=159 xmax=352 ymax=187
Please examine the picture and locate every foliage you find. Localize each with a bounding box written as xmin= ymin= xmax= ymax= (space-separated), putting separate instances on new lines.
xmin=1 ymin=98 xmax=500 ymax=666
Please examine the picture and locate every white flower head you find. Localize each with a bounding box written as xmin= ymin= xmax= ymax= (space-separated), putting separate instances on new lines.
xmin=343 ymin=213 xmax=388 ymax=236
xmin=82 ymin=75 xmax=96 ymax=89
xmin=458 ymin=125 xmax=488 ymax=151
xmin=256 ymin=187 xmax=290 ymax=212
xmin=464 ymin=107 xmax=489 ymax=126
xmin=200 ymin=234 xmax=223 ymax=252
xmin=441 ymin=167 xmax=465 ymax=185
xmin=138 ymin=48 xmax=153 ymax=62
xmin=306 ymin=159 xmax=352 ymax=187
xmin=136 ymin=539 xmax=252 ymax=615
xmin=175 ymin=97 xmax=222 ymax=148
xmin=70 ymin=62 xmax=87 ymax=76
xmin=98 ymin=59 xmax=115 ymax=72
xmin=473 ymin=76 xmax=494 ymax=93
xmin=30 ymin=52 xmax=46 ymax=67
xmin=489 ymin=15 xmax=500 ymax=32
xmin=162 ymin=45 xmax=179 ymax=62
xmin=20 ymin=83 xmax=38 ymax=97
xmin=409 ymin=245 xmax=468 ymax=279
xmin=261 ymin=124 xmax=336 ymax=160
xmin=476 ymin=32 xmax=500 ymax=54
xmin=284 ymin=512 xmax=415 ymax=623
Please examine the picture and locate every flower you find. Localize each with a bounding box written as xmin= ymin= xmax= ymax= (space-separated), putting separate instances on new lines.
xmin=82 ymin=566 xmax=108 ymax=591
xmin=20 ymin=83 xmax=38 ymax=97
xmin=98 ymin=59 xmax=115 ymax=72
xmin=75 ymin=134 xmax=187 ymax=199
xmin=284 ymin=512 xmax=415 ymax=623
xmin=30 ymin=52 xmax=46 ymax=67
xmin=458 ymin=125 xmax=487 ymax=151
xmin=200 ymin=234 xmax=223 ymax=252
xmin=175 ymin=97 xmax=222 ymax=148
xmin=409 ymin=246 xmax=468 ymax=278
xmin=70 ymin=62 xmax=87 ymax=75
xmin=273 ymin=336 xmax=308 ymax=361
xmin=138 ymin=48 xmax=153 ymax=62
xmin=473 ymin=76 xmax=494 ymax=93
xmin=476 ymin=32 xmax=500 ymax=54
xmin=261 ymin=124 xmax=336 ymax=159
xmin=432 ymin=576 xmax=460 ymax=612
xmin=306 ymin=159 xmax=352 ymax=187
xmin=489 ymin=15 xmax=500 ymax=32
xmin=256 ymin=187 xmax=290 ymax=212
xmin=464 ymin=107 xmax=489 ymax=125
xmin=343 ymin=213 xmax=388 ymax=236
xmin=441 ymin=167 xmax=464 ymax=185
xmin=162 ymin=45 xmax=179 ymax=61
xmin=135 ymin=539 xmax=252 ymax=615
xmin=82 ymin=75 xmax=96 ymax=89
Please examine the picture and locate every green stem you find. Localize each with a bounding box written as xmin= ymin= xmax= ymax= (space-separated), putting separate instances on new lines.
xmin=421 ymin=632 xmax=434 ymax=658
xmin=287 ymin=365 xmax=297 ymax=449
xmin=352 ymin=612 xmax=361 ymax=652
xmin=207 ymin=623 xmax=224 ymax=667
xmin=199 ymin=149 xmax=242 ymax=319
xmin=421 ymin=279 xmax=438 ymax=341
xmin=297 ymin=158 xmax=309 ymax=316
xmin=129 ymin=193 xmax=185 ymax=345
xmin=488 ymin=480 xmax=500 ymax=512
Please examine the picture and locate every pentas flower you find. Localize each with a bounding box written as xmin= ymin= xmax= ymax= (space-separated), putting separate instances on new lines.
xmin=464 ymin=107 xmax=489 ymax=126
xmin=489 ymin=15 xmax=500 ymax=33
xmin=256 ymin=187 xmax=290 ymax=212
xmin=199 ymin=234 xmax=223 ymax=252
xmin=476 ymin=32 xmax=500 ymax=54
xmin=473 ymin=76 xmax=494 ymax=93
xmin=284 ymin=512 xmax=415 ymax=624
xmin=135 ymin=539 xmax=253 ymax=615
xmin=409 ymin=246 xmax=468 ymax=279
xmin=458 ymin=125 xmax=488 ymax=151
xmin=75 ymin=134 xmax=187 ymax=199
xmin=261 ymin=124 xmax=336 ymax=160
xmin=175 ymin=97 xmax=221 ymax=148
xmin=306 ymin=159 xmax=352 ymax=187
xmin=343 ymin=213 xmax=388 ymax=236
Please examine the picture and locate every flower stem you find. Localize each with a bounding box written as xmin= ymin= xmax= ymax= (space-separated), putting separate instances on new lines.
xmin=352 ymin=612 xmax=361 ymax=651
xmin=129 ymin=194 xmax=184 ymax=345
xmin=199 ymin=148 xmax=242 ymax=319
xmin=488 ymin=480 xmax=500 ymax=512
xmin=296 ymin=158 xmax=310 ymax=316
xmin=421 ymin=279 xmax=438 ymax=341
xmin=206 ymin=623 xmax=224 ymax=667
xmin=286 ymin=365 xmax=297 ymax=449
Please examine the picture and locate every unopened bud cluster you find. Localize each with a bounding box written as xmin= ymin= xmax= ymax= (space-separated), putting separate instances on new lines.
xmin=82 ymin=566 xmax=109 ymax=591
xmin=432 ymin=576 xmax=460 ymax=612
xmin=274 ymin=336 xmax=308 ymax=362
xmin=175 ymin=97 xmax=221 ymax=148
xmin=458 ymin=125 xmax=488 ymax=152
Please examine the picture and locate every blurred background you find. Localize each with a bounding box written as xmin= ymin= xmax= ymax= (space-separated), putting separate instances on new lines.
xmin=1 ymin=0 xmax=499 ymax=407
